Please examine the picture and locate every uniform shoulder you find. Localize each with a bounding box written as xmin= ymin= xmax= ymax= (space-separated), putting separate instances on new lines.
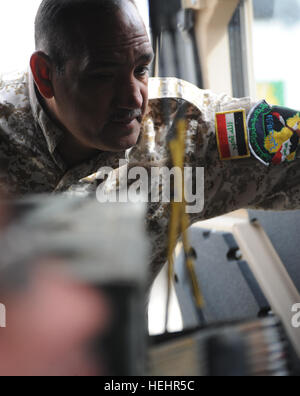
xmin=148 ymin=77 xmax=246 ymax=111
xmin=0 ymin=71 xmax=30 ymax=112
xmin=148 ymin=77 xmax=209 ymax=104
xmin=0 ymin=71 xmax=36 ymax=148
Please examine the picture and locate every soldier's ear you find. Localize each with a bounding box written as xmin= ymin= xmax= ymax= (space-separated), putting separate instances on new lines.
xmin=30 ymin=52 xmax=54 ymax=99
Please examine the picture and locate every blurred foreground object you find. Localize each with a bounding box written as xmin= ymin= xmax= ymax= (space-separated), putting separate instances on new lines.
xmin=0 ymin=263 xmax=109 ymax=376
xmin=0 ymin=197 xmax=148 ymax=376
xmin=1 ymin=196 xmax=299 ymax=376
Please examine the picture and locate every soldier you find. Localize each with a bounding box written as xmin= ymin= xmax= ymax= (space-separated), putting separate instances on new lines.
xmin=0 ymin=0 xmax=299 ymax=281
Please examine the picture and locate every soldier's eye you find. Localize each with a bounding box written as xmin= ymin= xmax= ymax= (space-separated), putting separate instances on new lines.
xmin=135 ymin=66 xmax=150 ymax=77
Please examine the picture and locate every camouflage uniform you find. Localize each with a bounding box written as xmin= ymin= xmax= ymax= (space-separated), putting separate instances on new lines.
xmin=1 ymin=72 xmax=300 ymax=281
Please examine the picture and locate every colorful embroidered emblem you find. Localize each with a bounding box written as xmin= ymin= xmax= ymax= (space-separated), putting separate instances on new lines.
xmin=215 ymin=110 xmax=250 ymax=161
xmin=247 ymin=100 xmax=300 ymax=166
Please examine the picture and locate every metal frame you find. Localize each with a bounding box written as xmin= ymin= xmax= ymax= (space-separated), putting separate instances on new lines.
xmin=232 ymin=218 xmax=300 ymax=358
xmin=196 ymin=211 xmax=300 ymax=358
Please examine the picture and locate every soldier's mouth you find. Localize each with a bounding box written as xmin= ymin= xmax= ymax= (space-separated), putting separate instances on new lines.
xmin=110 ymin=110 xmax=143 ymax=125
xmin=111 ymin=117 xmax=137 ymax=126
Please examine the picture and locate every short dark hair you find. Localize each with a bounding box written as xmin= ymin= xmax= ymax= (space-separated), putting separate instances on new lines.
xmin=35 ymin=0 xmax=136 ymax=73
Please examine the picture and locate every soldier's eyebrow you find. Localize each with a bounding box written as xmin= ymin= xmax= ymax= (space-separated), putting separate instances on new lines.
xmin=81 ymin=50 xmax=154 ymax=72
xmin=84 ymin=60 xmax=122 ymax=71
xmin=84 ymin=52 xmax=154 ymax=72
xmin=136 ymin=52 xmax=154 ymax=64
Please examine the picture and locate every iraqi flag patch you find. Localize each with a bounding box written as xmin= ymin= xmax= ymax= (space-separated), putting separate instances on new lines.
xmin=215 ymin=110 xmax=250 ymax=161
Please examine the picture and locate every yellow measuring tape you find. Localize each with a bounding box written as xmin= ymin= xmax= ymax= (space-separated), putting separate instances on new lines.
xmin=165 ymin=119 xmax=204 ymax=330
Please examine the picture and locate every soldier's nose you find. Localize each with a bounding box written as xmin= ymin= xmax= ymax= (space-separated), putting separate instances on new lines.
xmin=116 ymin=79 xmax=143 ymax=110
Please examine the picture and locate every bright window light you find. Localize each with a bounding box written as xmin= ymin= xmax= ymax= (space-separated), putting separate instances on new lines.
xmin=0 ymin=0 xmax=41 ymax=74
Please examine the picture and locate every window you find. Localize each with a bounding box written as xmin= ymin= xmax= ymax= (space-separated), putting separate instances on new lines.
xmin=229 ymin=0 xmax=251 ymax=98
xmin=252 ymin=0 xmax=300 ymax=108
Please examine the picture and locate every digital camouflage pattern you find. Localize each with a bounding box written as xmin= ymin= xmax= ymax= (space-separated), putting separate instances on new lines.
xmin=1 ymin=72 xmax=300 ymax=282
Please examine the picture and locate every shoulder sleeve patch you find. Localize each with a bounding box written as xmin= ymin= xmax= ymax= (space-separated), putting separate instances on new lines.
xmin=215 ymin=109 xmax=250 ymax=161
xmin=247 ymin=100 xmax=300 ymax=166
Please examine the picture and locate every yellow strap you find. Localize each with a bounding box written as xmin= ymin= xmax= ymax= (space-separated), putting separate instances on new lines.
xmin=166 ymin=119 xmax=204 ymax=328
xmin=181 ymin=214 xmax=204 ymax=308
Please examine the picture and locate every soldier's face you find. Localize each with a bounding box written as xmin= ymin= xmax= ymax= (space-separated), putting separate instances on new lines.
xmin=52 ymin=2 xmax=153 ymax=153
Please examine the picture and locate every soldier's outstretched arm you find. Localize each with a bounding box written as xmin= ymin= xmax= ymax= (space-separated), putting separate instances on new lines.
xmin=147 ymin=78 xmax=300 ymax=223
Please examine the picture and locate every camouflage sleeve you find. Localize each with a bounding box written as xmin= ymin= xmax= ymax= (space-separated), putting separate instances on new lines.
xmin=147 ymin=78 xmax=300 ymax=223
